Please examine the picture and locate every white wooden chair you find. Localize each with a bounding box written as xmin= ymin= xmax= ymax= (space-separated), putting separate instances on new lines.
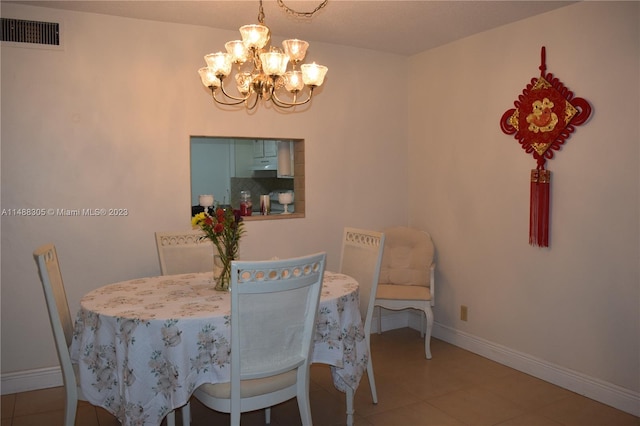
xmin=155 ymin=230 xmax=213 ymax=275
xmin=155 ymin=230 xmax=213 ymax=425
xmin=193 ymin=252 xmax=327 ymax=425
xmin=339 ymin=227 xmax=385 ymax=417
xmin=33 ymin=244 xmax=89 ymax=426
xmin=374 ymin=227 xmax=436 ymax=359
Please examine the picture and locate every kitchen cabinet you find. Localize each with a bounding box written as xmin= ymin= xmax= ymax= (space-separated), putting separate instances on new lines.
xmin=254 ymin=140 xmax=277 ymax=158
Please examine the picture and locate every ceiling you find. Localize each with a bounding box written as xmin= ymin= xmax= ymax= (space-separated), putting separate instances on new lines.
xmin=10 ymin=0 xmax=576 ymax=55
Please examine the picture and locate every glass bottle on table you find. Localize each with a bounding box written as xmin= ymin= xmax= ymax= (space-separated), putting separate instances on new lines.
xmin=240 ymin=190 xmax=252 ymax=216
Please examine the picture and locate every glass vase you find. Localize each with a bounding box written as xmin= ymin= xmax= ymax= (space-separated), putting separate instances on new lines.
xmin=213 ymin=253 xmax=232 ymax=291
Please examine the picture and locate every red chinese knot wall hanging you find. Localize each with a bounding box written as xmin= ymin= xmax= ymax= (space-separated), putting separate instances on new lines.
xmin=500 ymin=47 xmax=592 ymax=247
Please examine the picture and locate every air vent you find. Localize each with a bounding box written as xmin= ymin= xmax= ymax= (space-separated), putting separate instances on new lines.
xmin=1 ymin=18 xmax=60 ymax=46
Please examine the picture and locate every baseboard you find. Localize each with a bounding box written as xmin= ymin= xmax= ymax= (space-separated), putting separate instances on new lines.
xmin=1 ymin=367 xmax=63 ymax=395
xmin=428 ymin=320 xmax=640 ymax=417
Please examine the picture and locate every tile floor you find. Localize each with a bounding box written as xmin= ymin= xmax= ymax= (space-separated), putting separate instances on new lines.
xmin=2 ymin=328 xmax=638 ymax=426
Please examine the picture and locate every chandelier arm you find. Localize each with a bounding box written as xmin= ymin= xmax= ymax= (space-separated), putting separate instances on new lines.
xmin=270 ymin=97 xmax=297 ymax=109
xmin=270 ymin=87 xmax=314 ymax=108
xmin=218 ymin=79 xmax=252 ymax=102
xmin=246 ymin=93 xmax=260 ymax=110
xmin=212 ymin=88 xmax=247 ymax=106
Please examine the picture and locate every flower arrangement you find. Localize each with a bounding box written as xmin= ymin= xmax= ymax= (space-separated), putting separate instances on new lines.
xmin=191 ymin=207 xmax=245 ymax=291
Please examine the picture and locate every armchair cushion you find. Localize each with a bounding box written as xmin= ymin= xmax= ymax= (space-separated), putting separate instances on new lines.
xmin=379 ymin=227 xmax=433 ymax=286
xmin=376 ymin=284 xmax=431 ymax=301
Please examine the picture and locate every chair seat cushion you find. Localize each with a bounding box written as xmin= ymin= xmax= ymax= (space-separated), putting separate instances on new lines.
xmin=376 ymin=284 xmax=431 ymax=301
xmin=197 ymin=369 xmax=297 ymax=399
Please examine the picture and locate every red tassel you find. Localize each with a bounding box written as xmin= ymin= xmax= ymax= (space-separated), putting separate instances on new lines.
xmin=530 ymin=169 xmax=550 ymax=247
xmin=530 ymin=170 xmax=538 ymax=244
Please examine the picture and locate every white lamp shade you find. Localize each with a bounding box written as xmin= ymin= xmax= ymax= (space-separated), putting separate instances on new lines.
xmin=198 ymin=67 xmax=221 ymax=88
xmin=282 ymin=39 xmax=309 ymax=63
xmin=225 ymin=40 xmax=249 ymax=64
xmin=204 ymin=52 xmax=232 ymax=77
xmin=301 ymin=63 xmax=328 ymax=86
xmin=284 ymin=70 xmax=304 ymax=92
xmin=240 ymin=24 xmax=270 ymax=49
xmin=260 ymin=52 xmax=289 ymax=76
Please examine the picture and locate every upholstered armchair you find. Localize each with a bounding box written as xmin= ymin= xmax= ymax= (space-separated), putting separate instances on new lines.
xmin=374 ymin=227 xmax=436 ymax=359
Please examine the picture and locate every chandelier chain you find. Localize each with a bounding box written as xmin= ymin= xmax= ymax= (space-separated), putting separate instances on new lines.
xmin=258 ymin=0 xmax=266 ymax=23
xmin=276 ymin=0 xmax=329 ymax=18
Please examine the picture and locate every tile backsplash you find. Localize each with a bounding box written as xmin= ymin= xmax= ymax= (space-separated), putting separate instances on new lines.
xmin=230 ymin=177 xmax=294 ymax=212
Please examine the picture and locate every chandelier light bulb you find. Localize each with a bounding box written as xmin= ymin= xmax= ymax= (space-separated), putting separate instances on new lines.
xmin=225 ymin=40 xmax=249 ymax=64
xmin=301 ymin=63 xmax=328 ymax=87
xmin=284 ymin=70 xmax=304 ymax=92
xmin=260 ymin=52 xmax=289 ymax=76
xmin=204 ymin=52 xmax=232 ymax=77
xmin=240 ymin=24 xmax=270 ymax=50
xmin=198 ymin=67 xmax=221 ymax=88
xmin=282 ymin=39 xmax=309 ymax=63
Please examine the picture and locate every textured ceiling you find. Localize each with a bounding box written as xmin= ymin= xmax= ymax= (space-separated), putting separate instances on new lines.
xmin=9 ymin=1 xmax=576 ymax=55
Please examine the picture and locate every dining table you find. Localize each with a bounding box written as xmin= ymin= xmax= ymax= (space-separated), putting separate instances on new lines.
xmin=70 ymin=270 xmax=367 ymax=426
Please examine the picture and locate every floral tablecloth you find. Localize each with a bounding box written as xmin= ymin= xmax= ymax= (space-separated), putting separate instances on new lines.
xmin=70 ymin=271 xmax=367 ymax=426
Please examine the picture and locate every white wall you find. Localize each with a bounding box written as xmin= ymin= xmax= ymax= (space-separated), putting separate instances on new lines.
xmin=408 ymin=0 xmax=638 ymax=401
xmin=2 ymin=1 xmax=638 ymax=415
xmin=1 ymin=3 xmax=408 ymax=375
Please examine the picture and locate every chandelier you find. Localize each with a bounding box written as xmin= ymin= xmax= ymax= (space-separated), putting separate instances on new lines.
xmin=197 ymin=0 xmax=329 ymax=110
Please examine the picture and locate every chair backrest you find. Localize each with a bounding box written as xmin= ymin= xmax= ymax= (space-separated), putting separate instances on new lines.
xmin=155 ymin=230 xmax=213 ymax=275
xmin=230 ymin=252 xmax=326 ymax=385
xmin=339 ymin=228 xmax=385 ymax=333
xmin=33 ymin=244 xmax=77 ymax=388
xmin=379 ymin=227 xmax=434 ymax=288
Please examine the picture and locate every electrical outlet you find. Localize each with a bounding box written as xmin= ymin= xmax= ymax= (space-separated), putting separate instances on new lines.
xmin=460 ymin=305 xmax=468 ymax=321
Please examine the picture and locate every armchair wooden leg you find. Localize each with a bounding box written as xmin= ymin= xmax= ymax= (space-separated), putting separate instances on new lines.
xmin=424 ymin=306 xmax=434 ymax=359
